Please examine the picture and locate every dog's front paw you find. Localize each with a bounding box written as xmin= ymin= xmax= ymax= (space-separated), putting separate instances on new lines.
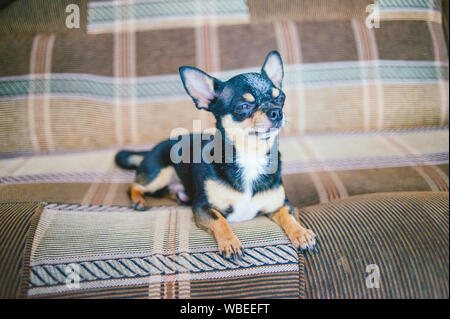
xmin=287 ymin=225 xmax=316 ymax=251
xmin=218 ymin=234 xmax=243 ymax=261
xmin=131 ymin=199 xmax=149 ymax=211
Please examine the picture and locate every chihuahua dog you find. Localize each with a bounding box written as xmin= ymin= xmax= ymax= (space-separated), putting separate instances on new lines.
xmin=115 ymin=51 xmax=316 ymax=259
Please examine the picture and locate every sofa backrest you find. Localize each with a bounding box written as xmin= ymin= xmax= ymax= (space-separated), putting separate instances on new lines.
xmin=0 ymin=0 xmax=448 ymax=154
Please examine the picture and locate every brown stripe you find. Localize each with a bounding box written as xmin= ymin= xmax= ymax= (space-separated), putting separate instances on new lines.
xmin=0 ymin=203 xmax=43 ymax=298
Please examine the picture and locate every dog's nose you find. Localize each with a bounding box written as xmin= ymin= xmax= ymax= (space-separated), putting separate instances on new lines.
xmin=267 ymin=108 xmax=283 ymax=121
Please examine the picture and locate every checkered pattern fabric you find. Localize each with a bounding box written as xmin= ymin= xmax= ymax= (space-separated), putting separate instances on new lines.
xmin=0 ymin=0 xmax=448 ymax=299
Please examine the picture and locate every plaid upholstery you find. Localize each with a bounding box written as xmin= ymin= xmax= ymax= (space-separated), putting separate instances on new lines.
xmin=1 ymin=192 xmax=447 ymax=299
xmin=0 ymin=0 xmax=448 ymax=153
xmin=0 ymin=0 xmax=449 ymax=299
xmin=298 ymin=192 xmax=449 ymax=299
xmin=0 ymin=202 xmax=43 ymax=298
xmin=0 ymin=127 xmax=448 ymax=208
xmin=27 ymin=204 xmax=300 ymax=298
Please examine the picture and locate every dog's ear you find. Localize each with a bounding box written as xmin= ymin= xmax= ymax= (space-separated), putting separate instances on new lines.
xmin=179 ymin=66 xmax=222 ymax=111
xmin=261 ymin=51 xmax=284 ymax=88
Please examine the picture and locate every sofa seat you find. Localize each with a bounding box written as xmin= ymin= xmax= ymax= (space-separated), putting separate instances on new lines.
xmin=0 ymin=127 xmax=448 ymax=298
xmin=0 ymin=192 xmax=447 ymax=299
xmin=1 ymin=127 xmax=448 ymax=208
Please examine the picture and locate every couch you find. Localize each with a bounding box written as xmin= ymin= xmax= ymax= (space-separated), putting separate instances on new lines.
xmin=0 ymin=0 xmax=448 ymax=299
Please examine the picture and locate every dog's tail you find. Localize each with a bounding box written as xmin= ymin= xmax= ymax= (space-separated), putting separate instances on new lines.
xmin=115 ymin=150 xmax=149 ymax=170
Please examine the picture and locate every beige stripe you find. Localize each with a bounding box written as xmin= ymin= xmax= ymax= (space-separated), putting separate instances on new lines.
xmin=209 ymin=23 xmax=221 ymax=72
xmin=286 ymin=21 xmax=302 ymax=64
xmin=413 ymin=167 xmax=440 ymax=191
xmin=148 ymin=210 xmax=170 ymax=298
xmin=360 ymin=23 xmax=384 ymax=130
xmin=163 ymin=209 xmax=176 ymax=298
xmin=42 ymin=34 xmax=56 ymax=151
xmin=379 ymin=10 xmax=441 ymax=23
xmin=113 ymin=1 xmax=125 ymax=145
xmin=429 ymin=165 xmax=449 ymax=189
xmin=27 ymin=34 xmax=56 ymax=152
xmin=176 ymin=210 xmax=191 ymax=298
xmin=366 ymin=24 xmax=379 ymax=60
xmin=298 ymin=140 xmax=328 ymax=203
xmin=370 ymin=45 xmax=384 ymax=130
xmin=81 ymin=183 xmax=102 ymax=205
xmin=102 ymin=182 xmax=121 ymax=206
xmin=300 ymin=138 xmax=349 ymax=200
xmin=351 ymin=19 xmax=371 ymax=130
xmin=382 ymin=136 xmax=440 ymax=191
xmin=127 ymin=5 xmax=139 ymax=143
xmin=28 ymin=35 xmax=42 ymax=151
xmin=148 ymin=275 xmax=162 ymax=299
xmin=390 ymin=135 xmax=448 ymax=190
xmin=152 ymin=209 xmax=171 ymax=252
xmin=30 ymin=209 xmax=58 ymax=261
xmin=3 ymin=157 xmax=31 ymax=176
xmin=427 ymin=21 xmax=449 ymax=126
xmin=194 ymin=23 xmax=217 ymax=127
xmin=88 ymin=16 xmax=250 ymax=34
xmin=308 ymin=172 xmax=329 ymax=203
xmin=274 ymin=21 xmax=305 ymax=134
xmin=327 ymin=171 xmax=349 ymax=199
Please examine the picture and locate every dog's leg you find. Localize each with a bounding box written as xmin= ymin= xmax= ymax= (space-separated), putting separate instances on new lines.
xmin=193 ymin=205 xmax=243 ymax=260
xmin=130 ymin=184 xmax=148 ymax=211
xmin=130 ymin=166 xmax=175 ymax=211
xmin=270 ymin=204 xmax=316 ymax=250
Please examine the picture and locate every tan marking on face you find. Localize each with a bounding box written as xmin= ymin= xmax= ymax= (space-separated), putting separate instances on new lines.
xmin=272 ymin=88 xmax=280 ymax=98
xmin=242 ymin=93 xmax=255 ymax=102
xmin=252 ymin=110 xmax=272 ymax=129
xmin=205 ymin=179 xmax=285 ymax=214
xmin=132 ymin=166 xmax=175 ymax=193
xmin=221 ymin=114 xmax=276 ymax=158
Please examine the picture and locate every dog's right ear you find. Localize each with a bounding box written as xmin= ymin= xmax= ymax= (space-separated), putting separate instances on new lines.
xmin=179 ymin=66 xmax=222 ymax=111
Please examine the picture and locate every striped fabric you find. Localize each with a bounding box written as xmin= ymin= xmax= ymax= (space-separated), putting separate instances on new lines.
xmin=2 ymin=192 xmax=446 ymax=298
xmin=0 ymin=127 xmax=447 ymax=208
xmin=0 ymin=202 xmax=43 ymax=298
xmin=248 ymin=0 xmax=444 ymax=23
xmin=0 ymin=0 xmax=449 ymax=299
xmin=297 ymin=192 xmax=449 ymax=298
xmin=0 ymin=0 xmax=448 ymax=153
xmin=27 ymin=204 xmax=300 ymax=298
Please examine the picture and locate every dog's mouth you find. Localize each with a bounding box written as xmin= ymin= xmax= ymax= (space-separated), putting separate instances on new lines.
xmin=249 ymin=127 xmax=281 ymax=140
xmin=249 ymin=118 xmax=285 ymax=140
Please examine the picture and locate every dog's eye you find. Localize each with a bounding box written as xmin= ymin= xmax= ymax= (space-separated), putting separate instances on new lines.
xmin=237 ymin=103 xmax=252 ymax=112
xmin=276 ymin=95 xmax=285 ymax=103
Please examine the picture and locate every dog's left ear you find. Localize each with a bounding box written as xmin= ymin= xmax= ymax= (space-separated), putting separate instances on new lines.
xmin=261 ymin=51 xmax=284 ymax=88
xmin=179 ymin=66 xmax=222 ymax=111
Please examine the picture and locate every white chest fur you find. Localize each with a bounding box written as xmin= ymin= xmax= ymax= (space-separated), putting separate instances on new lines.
xmin=204 ymin=179 xmax=285 ymax=223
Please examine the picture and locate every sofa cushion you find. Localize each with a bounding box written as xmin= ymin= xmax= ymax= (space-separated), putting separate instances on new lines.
xmin=0 ymin=1 xmax=448 ymax=153
xmin=26 ymin=204 xmax=301 ymax=298
xmin=1 ymin=127 xmax=447 ymax=208
xmin=0 ymin=202 xmax=44 ymax=298
xmin=297 ymin=191 xmax=449 ymax=299
xmin=2 ymin=191 xmax=447 ymax=298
